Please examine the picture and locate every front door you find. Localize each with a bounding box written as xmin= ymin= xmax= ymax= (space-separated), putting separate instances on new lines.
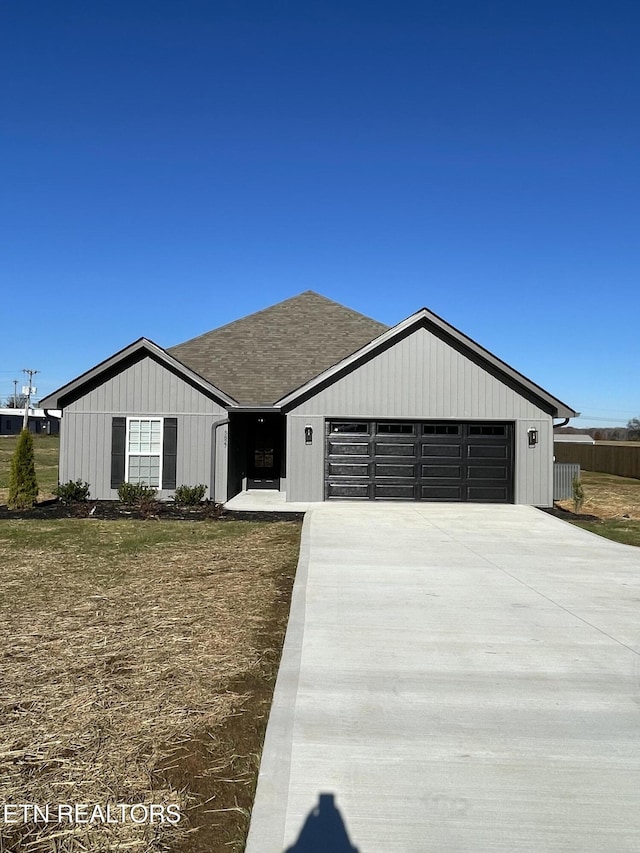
xmin=247 ymin=416 xmax=281 ymax=489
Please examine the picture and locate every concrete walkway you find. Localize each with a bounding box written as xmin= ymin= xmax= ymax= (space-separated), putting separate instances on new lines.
xmin=245 ymin=503 xmax=640 ymax=853
xmin=225 ymin=489 xmax=312 ymax=513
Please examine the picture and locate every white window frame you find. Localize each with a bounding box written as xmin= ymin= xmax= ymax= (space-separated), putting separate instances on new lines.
xmin=125 ymin=417 xmax=164 ymax=488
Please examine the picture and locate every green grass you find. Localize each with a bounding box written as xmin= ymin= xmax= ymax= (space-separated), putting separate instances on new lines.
xmin=0 ymin=516 xmax=265 ymax=558
xmin=0 ymin=433 xmax=59 ymax=499
xmin=569 ymin=518 xmax=640 ymax=548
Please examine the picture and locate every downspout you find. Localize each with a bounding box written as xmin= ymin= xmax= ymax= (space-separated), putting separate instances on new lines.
xmin=43 ymin=408 xmax=60 ymax=436
xmin=551 ymin=414 xmax=580 ymax=466
xmin=553 ymin=412 xmax=580 ymax=430
xmin=211 ymin=417 xmax=229 ymax=504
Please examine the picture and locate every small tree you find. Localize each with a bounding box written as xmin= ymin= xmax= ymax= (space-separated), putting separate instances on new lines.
xmin=627 ymin=417 xmax=640 ymax=441
xmin=8 ymin=429 xmax=39 ymax=509
xmin=5 ymin=394 xmax=28 ymax=408
xmin=572 ymin=475 xmax=585 ymax=514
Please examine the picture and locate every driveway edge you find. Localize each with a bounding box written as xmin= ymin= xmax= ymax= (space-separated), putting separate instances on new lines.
xmin=245 ymin=509 xmax=313 ymax=853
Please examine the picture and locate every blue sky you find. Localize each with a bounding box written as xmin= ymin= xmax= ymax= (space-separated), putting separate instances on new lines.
xmin=1 ymin=0 xmax=638 ymax=427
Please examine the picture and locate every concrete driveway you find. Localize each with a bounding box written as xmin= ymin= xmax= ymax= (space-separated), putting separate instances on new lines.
xmin=246 ymin=504 xmax=640 ymax=852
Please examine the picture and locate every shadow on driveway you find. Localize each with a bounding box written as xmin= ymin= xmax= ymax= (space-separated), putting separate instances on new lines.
xmin=285 ymin=793 xmax=359 ymax=852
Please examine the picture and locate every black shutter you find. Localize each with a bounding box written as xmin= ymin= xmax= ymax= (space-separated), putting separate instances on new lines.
xmin=111 ymin=417 xmax=126 ymax=489
xmin=162 ymin=418 xmax=177 ymax=490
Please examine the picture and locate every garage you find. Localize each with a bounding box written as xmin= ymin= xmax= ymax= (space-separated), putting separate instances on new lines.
xmin=325 ymin=420 xmax=514 ymax=502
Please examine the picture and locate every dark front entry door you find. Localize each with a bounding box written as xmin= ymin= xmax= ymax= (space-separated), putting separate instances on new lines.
xmin=247 ymin=416 xmax=282 ymax=489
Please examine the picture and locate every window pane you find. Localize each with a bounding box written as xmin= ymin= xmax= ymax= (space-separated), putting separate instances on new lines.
xmin=469 ymin=425 xmax=506 ymax=436
xmin=331 ymin=423 xmax=369 ymax=434
xmin=128 ymin=421 xmax=140 ymax=452
xmin=150 ymin=421 xmax=162 ymax=452
xmin=128 ymin=418 xmax=162 ymax=452
xmin=128 ymin=455 xmax=160 ymax=487
xmin=377 ymin=423 xmax=414 ymax=434
xmin=423 ymin=424 xmax=460 ymax=435
xmin=128 ymin=421 xmax=162 ymax=485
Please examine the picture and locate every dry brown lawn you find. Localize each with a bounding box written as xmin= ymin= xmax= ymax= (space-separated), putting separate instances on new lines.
xmin=555 ymin=470 xmax=640 ymax=547
xmin=0 ymin=519 xmax=301 ymax=853
xmin=556 ymin=470 xmax=640 ymax=520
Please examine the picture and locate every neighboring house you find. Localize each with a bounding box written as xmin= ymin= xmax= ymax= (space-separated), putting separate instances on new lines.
xmin=40 ymin=291 xmax=576 ymax=506
xmin=0 ymin=408 xmax=61 ymax=436
xmin=553 ymin=434 xmax=595 ymax=445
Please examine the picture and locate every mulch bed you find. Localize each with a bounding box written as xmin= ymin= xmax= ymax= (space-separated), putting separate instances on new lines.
xmin=541 ymin=503 xmax=601 ymax=523
xmin=0 ymin=499 xmax=304 ymax=523
xmin=1 ymin=499 xmax=608 ymax=526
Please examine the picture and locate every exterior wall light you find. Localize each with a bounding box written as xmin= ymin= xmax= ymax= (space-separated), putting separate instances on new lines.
xmin=528 ymin=428 xmax=539 ymax=447
xmin=305 ymin=425 xmax=313 ymax=445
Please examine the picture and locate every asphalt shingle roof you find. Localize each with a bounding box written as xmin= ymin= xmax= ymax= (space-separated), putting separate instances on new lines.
xmin=167 ymin=291 xmax=389 ymax=405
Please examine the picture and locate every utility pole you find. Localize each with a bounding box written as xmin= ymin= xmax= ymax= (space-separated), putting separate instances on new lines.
xmin=22 ymin=369 xmax=39 ymax=431
xmin=12 ymin=379 xmax=18 ymax=407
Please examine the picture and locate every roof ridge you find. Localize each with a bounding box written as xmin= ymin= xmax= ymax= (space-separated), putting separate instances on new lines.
xmin=167 ymin=293 xmax=303 ymax=349
xmin=168 ymin=290 xmax=387 ymax=350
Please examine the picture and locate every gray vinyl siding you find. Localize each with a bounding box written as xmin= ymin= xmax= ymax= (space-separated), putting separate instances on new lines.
xmin=60 ymin=356 xmax=227 ymax=500
xmin=514 ymin=418 xmax=553 ymax=506
xmin=286 ymin=326 xmax=555 ymax=505
xmin=287 ymin=415 xmax=325 ymax=502
xmin=290 ymin=327 xmax=549 ymax=420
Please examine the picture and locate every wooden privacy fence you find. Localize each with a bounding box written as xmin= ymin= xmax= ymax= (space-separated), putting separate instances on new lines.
xmin=553 ymin=463 xmax=580 ymax=500
xmin=554 ymin=443 xmax=640 ymax=480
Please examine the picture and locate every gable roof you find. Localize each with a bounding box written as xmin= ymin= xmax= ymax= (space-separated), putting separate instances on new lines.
xmin=40 ymin=338 xmax=238 ymax=410
xmin=41 ymin=293 xmax=576 ymax=420
xmin=276 ymin=306 xmax=577 ymax=419
xmin=168 ymin=291 xmax=389 ymax=405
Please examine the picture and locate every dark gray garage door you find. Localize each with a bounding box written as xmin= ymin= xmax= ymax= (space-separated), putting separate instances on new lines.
xmin=325 ymin=421 xmax=514 ymax=502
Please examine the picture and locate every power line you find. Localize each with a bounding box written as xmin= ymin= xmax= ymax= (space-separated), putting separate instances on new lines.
xmin=574 ymin=416 xmax=633 ymax=424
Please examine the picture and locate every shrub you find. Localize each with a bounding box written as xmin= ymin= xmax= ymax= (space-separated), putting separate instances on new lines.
xmin=117 ymin=482 xmax=158 ymax=506
xmin=8 ymin=429 xmax=39 ymax=509
xmin=54 ymin=479 xmax=91 ymax=505
xmin=572 ymin=475 xmax=585 ymax=513
xmin=173 ymin=484 xmax=208 ymax=506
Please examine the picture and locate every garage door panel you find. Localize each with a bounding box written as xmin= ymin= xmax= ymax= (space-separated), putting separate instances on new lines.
xmin=421 ymin=465 xmax=463 ymax=479
xmin=328 ymin=483 xmax=370 ymax=499
xmin=328 ymin=463 xmax=370 ymax=477
xmin=467 ymin=444 xmax=508 ymax=459
xmin=467 ymin=465 xmax=509 ymax=480
xmin=421 ymin=485 xmax=463 ymax=500
xmin=326 ymin=421 xmax=513 ymax=502
xmin=421 ymin=444 xmax=462 ymax=458
xmin=328 ymin=441 xmax=370 ymax=456
xmin=375 ymin=441 xmax=416 ymax=457
xmin=467 ymin=486 xmax=509 ymax=501
xmin=374 ymin=463 xmax=417 ymax=478
xmin=375 ymin=484 xmax=416 ymax=499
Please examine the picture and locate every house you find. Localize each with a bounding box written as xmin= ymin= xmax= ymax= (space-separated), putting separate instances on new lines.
xmin=553 ymin=434 xmax=595 ymax=445
xmin=0 ymin=408 xmax=61 ymax=436
xmin=40 ymin=291 xmax=576 ymax=506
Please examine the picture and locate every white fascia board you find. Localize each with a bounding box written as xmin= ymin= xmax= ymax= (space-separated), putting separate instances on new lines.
xmin=0 ymin=408 xmax=60 ymax=417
